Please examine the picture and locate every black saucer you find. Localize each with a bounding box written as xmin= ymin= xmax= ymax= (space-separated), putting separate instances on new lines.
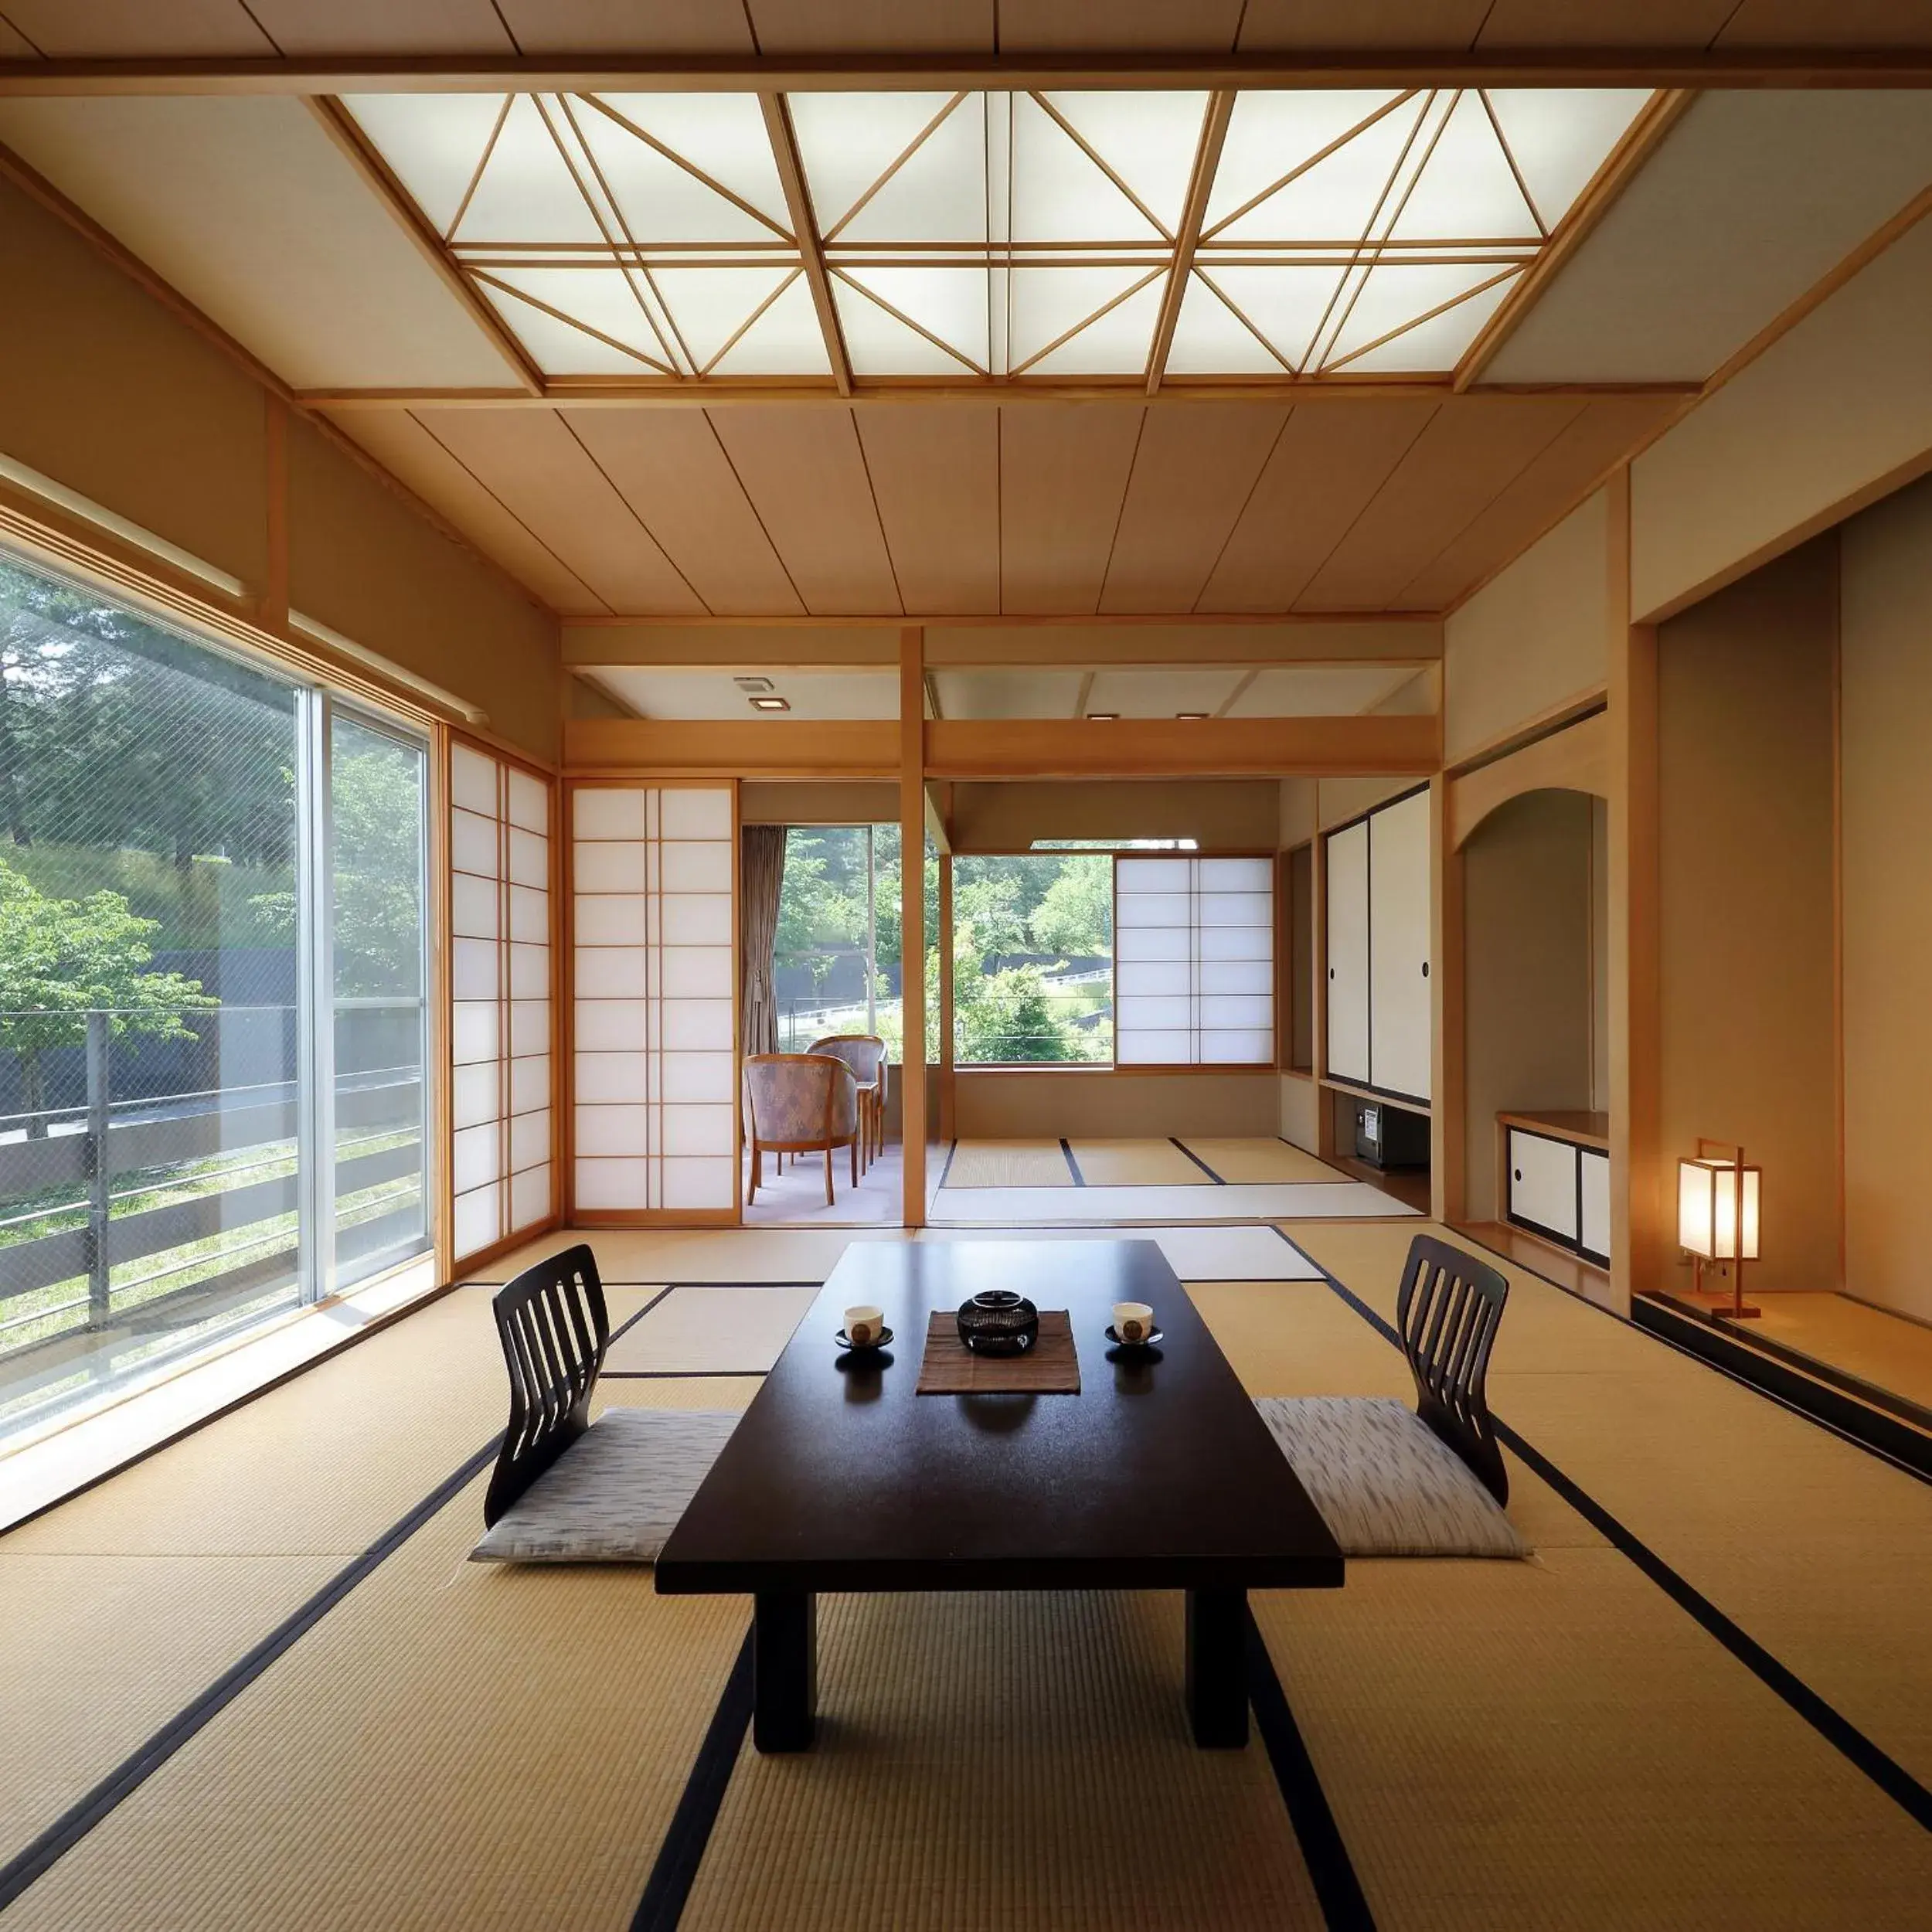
xmin=1104 ymin=1325 xmax=1165 ymax=1349
xmin=835 ymin=1326 xmax=893 ymax=1352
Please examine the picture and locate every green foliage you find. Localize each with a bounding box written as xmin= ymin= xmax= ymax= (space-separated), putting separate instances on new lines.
xmin=1025 ymin=855 xmax=1111 ymax=959
xmin=0 ymin=857 xmax=214 ymax=1126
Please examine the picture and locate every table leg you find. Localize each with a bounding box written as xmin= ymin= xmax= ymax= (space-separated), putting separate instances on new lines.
xmin=753 ymin=1589 xmax=817 ymax=1753
xmin=1185 ymin=1588 xmax=1248 ymax=1748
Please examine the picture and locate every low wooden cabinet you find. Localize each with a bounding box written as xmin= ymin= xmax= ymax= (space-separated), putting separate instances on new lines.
xmin=1501 ymin=1111 xmax=1610 ymax=1268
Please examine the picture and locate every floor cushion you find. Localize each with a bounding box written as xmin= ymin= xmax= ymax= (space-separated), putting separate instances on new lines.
xmin=470 ymin=1406 xmax=740 ymax=1563
xmin=1254 ymin=1396 xmax=1527 ymax=1559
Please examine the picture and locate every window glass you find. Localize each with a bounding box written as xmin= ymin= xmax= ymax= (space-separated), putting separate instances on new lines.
xmin=951 ymin=854 xmax=1113 ymax=1065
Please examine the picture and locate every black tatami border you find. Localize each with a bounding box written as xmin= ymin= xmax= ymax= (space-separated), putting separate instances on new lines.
xmin=1060 ymin=1138 xmax=1087 ymax=1185
xmin=0 ymin=1433 xmax=505 ymax=1913
xmin=1171 ymin=1138 xmax=1228 ymax=1184
xmin=1279 ymin=1228 xmax=1932 ymax=1835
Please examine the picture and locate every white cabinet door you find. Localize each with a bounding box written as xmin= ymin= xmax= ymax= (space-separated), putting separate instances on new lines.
xmin=1579 ymin=1148 xmax=1611 ymax=1263
xmin=1369 ymin=787 xmax=1432 ymax=1100
xmin=1509 ymin=1130 xmax=1579 ymax=1242
xmin=1325 ymin=819 xmax=1369 ymax=1083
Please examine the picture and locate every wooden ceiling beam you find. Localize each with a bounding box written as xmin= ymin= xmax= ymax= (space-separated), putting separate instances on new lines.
xmin=1145 ymin=90 xmax=1234 ymax=397
xmin=303 ymin=379 xmax=1696 ymax=408
xmin=0 ymin=53 xmax=1927 ymax=95
xmin=759 ymin=91 xmax=852 ymax=397
xmin=926 ymin=713 xmax=1440 ymax=779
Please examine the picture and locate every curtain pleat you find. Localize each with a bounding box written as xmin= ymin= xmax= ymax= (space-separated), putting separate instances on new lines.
xmin=740 ymin=824 xmax=787 ymax=1059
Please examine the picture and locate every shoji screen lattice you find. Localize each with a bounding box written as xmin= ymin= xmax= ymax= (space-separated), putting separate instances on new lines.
xmin=450 ymin=742 xmax=554 ymax=1265
xmin=571 ymin=784 xmax=736 ymax=1215
xmin=1114 ymin=856 xmax=1274 ymax=1065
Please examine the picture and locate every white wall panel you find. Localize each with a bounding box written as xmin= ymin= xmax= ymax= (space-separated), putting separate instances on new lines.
xmin=1368 ymin=787 xmax=1432 ymax=1101
xmin=570 ymin=784 xmax=737 ymax=1215
xmin=448 ymin=741 xmax=556 ymax=1266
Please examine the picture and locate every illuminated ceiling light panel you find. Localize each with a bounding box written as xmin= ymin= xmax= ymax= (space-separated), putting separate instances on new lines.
xmin=343 ymin=85 xmax=1653 ymax=383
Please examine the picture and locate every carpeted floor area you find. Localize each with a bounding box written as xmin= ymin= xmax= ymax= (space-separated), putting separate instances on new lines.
xmin=5 ymin=1219 xmax=1930 ymax=1930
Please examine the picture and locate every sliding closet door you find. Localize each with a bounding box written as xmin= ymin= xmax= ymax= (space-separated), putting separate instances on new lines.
xmin=571 ymin=784 xmax=737 ymax=1217
xmin=1325 ymin=819 xmax=1370 ymax=1083
xmin=449 ymin=741 xmax=556 ymax=1267
xmin=1115 ymin=856 xmax=1274 ymax=1065
xmin=1368 ymin=789 xmax=1431 ymax=1101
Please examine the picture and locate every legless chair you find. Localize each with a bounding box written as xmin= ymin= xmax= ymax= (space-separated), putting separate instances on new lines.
xmin=806 ymin=1035 xmax=887 ymax=1170
xmin=744 ymin=1052 xmax=860 ymax=1207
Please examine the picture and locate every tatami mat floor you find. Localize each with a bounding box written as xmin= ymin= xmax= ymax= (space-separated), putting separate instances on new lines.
xmin=1727 ymin=1288 xmax=1932 ymax=1413
xmin=5 ymin=1218 xmax=1929 ymax=1929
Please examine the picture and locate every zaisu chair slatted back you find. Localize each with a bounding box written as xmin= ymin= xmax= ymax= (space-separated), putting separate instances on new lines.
xmin=1395 ymin=1234 xmax=1512 ymax=1505
xmin=484 ymin=1243 xmax=610 ymax=1527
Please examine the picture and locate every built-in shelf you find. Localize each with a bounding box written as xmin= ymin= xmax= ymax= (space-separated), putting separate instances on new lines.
xmin=1498 ymin=1108 xmax=1608 ymax=1150
xmin=1319 ymin=1073 xmax=1430 ymax=1117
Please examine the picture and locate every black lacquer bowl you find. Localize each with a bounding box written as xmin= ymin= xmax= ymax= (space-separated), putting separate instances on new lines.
xmin=956 ymin=1288 xmax=1039 ymax=1356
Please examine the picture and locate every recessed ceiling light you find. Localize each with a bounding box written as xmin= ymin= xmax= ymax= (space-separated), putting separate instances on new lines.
xmin=734 ymin=675 xmax=775 ymax=692
xmin=1085 ymin=711 xmax=1118 ymax=721
xmin=750 ymin=696 xmax=790 ymax=712
xmin=1176 ymin=712 xmax=1209 ymax=720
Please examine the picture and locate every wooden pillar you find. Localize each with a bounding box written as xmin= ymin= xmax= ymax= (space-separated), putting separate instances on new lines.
xmin=900 ymin=627 xmax=927 ymax=1226
xmin=938 ymin=852 xmax=954 ymax=1144
xmin=1430 ymin=772 xmax=1465 ymax=1225
xmin=1607 ymin=468 xmax=1659 ymax=1317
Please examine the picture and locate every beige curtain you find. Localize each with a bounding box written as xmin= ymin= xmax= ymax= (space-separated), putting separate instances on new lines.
xmin=740 ymin=825 xmax=787 ymax=1058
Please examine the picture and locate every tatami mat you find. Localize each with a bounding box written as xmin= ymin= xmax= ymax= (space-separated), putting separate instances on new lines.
xmin=1180 ymin=1138 xmax=1347 ymax=1185
xmin=682 ymin=1590 xmax=1325 ymax=1932
xmin=921 ymin=1224 xmax=1321 ymax=1281
xmin=1290 ymin=1217 xmax=1932 ymax=1789
xmin=2 ymin=1469 xmax=750 ymax=1932
xmin=1256 ymin=1549 xmax=1932 ymax=1930
xmin=941 ymin=1139 xmax=1074 ymax=1189
xmin=604 ymin=1284 xmax=820 ymax=1376
xmin=465 ymin=1225 xmax=905 ymax=1285
xmin=931 ymin=1182 xmax=1417 ymax=1225
xmin=1066 ymin=1137 xmax=1206 ymax=1185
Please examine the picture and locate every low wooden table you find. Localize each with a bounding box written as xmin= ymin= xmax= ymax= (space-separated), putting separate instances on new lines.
xmin=655 ymin=1240 xmax=1343 ymax=1751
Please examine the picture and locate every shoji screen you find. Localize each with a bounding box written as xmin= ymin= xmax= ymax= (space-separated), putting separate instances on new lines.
xmin=450 ymin=741 xmax=555 ymax=1267
xmin=1325 ymin=819 xmax=1370 ymax=1084
xmin=571 ymin=784 xmax=736 ymax=1216
xmin=1114 ymin=856 xmax=1274 ymax=1065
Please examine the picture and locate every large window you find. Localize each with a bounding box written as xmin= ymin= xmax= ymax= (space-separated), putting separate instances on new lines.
xmin=0 ymin=549 xmax=431 ymax=1442
xmin=952 ymin=853 xmax=1113 ymax=1065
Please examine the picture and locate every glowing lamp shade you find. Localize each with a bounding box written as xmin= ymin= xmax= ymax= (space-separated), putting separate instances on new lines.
xmin=1678 ymin=1157 xmax=1760 ymax=1261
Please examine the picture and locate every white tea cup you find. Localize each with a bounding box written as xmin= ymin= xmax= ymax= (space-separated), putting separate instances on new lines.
xmin=845 ymin=1304 xmax=886 ymax=1348
xmin=1112 ymin=1301 xmax=1155 ymax=1345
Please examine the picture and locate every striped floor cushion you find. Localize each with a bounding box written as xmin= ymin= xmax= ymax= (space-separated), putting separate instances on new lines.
xmin=470 ymin=1407 xmax=740 ymax=1564
xmin=1254 ymin=1396 xmax=1527 ymax=1559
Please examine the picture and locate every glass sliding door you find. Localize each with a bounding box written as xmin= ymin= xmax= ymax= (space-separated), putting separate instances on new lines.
xmin=327 ymin=709 xmax=429 ymax=1291
xmin=0 ymin=544 xmax=436 ymax=1444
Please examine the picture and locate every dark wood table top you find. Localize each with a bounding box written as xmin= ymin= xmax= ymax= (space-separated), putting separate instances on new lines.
xmin=655 ymin=1240 xmax=1344 ymax=1595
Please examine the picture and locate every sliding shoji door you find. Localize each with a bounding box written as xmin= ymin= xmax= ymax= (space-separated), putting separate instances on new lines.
xmin=1114 ymin=856 xmax=1274 ymax=1066
xmin=449 ymin=740 xmax=556 ymax=1268
xmin=570 ymin=784 xmax=738 ymax=1219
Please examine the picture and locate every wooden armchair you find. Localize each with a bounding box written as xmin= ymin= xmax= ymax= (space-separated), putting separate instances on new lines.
xmin=744 ymin=1052 xmax=860 ymax=1207
xmin=806 ymin=1034 xmax=888 ymax=1170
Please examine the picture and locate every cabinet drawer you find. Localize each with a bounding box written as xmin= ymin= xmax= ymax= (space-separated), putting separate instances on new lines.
xmin=1579 ymin=1148 xmax=1611 ymax=1263
xmin=1508 ymin=1130 xmax=1579 ymax=1242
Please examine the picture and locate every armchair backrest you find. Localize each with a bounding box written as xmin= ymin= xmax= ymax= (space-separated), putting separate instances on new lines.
xmin=484 ymin=1243 xmax=608 ymax=1526
xmin=745 ymin=1051 xmax=858 ymax=1142
xmin=1394 ymin=1233 xmax=1511 ymax=1505
xmin=806 ymin=1034 xmax=887 ymax=1088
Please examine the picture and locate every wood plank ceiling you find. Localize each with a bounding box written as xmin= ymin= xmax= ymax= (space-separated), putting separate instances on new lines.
xmin=327 ymin=393 xmax=1679 ymax=618
xmin=0 ymin=1 xmax=1921 ymax=60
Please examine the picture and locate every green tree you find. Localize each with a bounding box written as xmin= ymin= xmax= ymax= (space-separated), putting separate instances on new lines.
xmin=0 ymin=857 xmax=215 ymax=1134
xmin=1027 ymin=855 xmax=1111 ymax=959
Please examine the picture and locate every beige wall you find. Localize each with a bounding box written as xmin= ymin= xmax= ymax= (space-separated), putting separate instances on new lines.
xmin=0 ymin=169 xmax=267 ymax=590
xmin=947 ymin=779 xmax=1280 ymax=852
xmin=1444 ymin=489 xmax=1609 ymax=766
xmin=1461 ymin=790 xmax=1597 ymax=1223
xmin=1590 ymin=795 xmax=1610 ymax=1112
xmin=1316 ymin=774 xmax=1414 ymax=830
xmin=1840 ymin=472 xmax=1932 ymax=1324
xmin=0 ymin=166 xmax=560 ymax=764
xmin=954 ymin=1070 xmax=1277 ymax=1140
xmin=1280 ymin=1071 xmax=1321 ymax=1152
xmin=1658 ymin=536 xmax=1838 ymax=1295
xmin=287 ymin=417 xmax=558 ymax=761
xmin=741 ymin=780 xmax=899 ymax=825
xmin=1632 ymin=214 xmax=1932 ymax=625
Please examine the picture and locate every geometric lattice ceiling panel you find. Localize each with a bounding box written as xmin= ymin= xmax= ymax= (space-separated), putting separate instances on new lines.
xmin=345 ymin=85 xmax=1654 ymax=384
